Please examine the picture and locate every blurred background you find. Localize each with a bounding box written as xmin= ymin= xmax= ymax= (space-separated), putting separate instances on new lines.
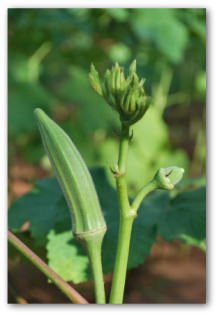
xmin=8 ymin=8 xmax=206 ymax=303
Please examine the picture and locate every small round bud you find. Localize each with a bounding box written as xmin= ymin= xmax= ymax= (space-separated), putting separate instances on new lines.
xmin=154 ymin=166 xmax=185 ymax=190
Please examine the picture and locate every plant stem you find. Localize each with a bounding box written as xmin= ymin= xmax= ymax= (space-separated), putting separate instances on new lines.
xmin=8 ymin=230 xmax=89 ymax=304
xmin=131 ymin=180 xmax=157 ymax=213
xmin=75 ymin=227 xmax=106 ymax=304
xmin=109 ymin=215 xmax=134 ymax=304
xmin=86 ymin=235 xmax=106 ymax=304
xmin=109 ymin=123 xmax=134 ymax=304
xmin=118 ymin=124 xmax=130 ymax=174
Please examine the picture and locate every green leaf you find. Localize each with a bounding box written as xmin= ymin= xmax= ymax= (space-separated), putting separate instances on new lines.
xmin=104 ymin=8 xmax=129 ymax=22
xmin=8 ymin=168 xmax=206 ymax=283
xmin=8 ymin=83 xmax=54 ymax=136
xmin=138 ymin=186 xmax=206 ymax=249
xmin=158 ymin=187 xmax=206 ymax=245
xmin=47 ymin=229 xmax=90 ymax=284
xmin=44 ymin=196 xmax=91 ymax=283
xmin=131 ymin=9 xmax=189 ymax=63
xmin=8 ymin=177 xmax=62 ymax=239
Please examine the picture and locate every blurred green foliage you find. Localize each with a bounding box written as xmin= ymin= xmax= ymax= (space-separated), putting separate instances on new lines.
xmin=8 ymin=8 xmax=206 ymax=290
xmin=8 ymin=8 xmax=206 ymax=189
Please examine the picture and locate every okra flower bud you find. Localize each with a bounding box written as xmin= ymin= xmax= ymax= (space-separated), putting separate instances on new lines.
xmin=154 ymin=166 xmax=185 ymax=190
xmin=123 ymin=88 xmax=136 ymax=114
xmin=34 ymin=109 xmax=106 ymax=236
xmin=128 ymin=59 xmax=136 ymax=77
xmin=109 ymin=63 xmax=126 ymax=98
xmin=89 ymin=60 xmax=151 ymax=126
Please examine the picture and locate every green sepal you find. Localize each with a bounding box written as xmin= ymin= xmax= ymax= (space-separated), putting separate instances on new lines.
xmin=89 ymin=63 xmax=104 ymax=96
xmin=104 ymin=69 xmax=111 ymax=98
xmin=129 ymin=59 xmax=136 ymax=77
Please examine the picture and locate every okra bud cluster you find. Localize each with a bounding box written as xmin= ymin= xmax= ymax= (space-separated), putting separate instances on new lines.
xmin=89 ymin=60 xmax=151 ymax=126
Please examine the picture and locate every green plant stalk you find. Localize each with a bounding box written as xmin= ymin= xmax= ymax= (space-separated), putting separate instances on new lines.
xmin=88 ymin=241 xmax=106 ymax=304
xmin=118 ymin=124 xmax=130 ymax=175
xmin=75 ymin=227 xmax=106 ymax=304
xmin=131 ymin=180 xmax=157 ymax=213
xmin=109 ymin=124 xmax=135 ymax=304
xmin=8 ymin=230 xmax=88 ymax=304
xmin=109 ymin=125 xmax=158 ymax=304
xmin=109 ymin=214 xmax=134 ymax=304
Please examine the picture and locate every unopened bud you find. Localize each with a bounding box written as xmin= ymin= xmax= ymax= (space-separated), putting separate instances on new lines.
xmin=109 ymin=63 xmax=126 ymax=97
xmin=154 ymin=166 xmax=185 ymax=190
xmin=124 ymin=89 xmax=136 ymax=114
xmin=89 ymin=60 xmax=151 ymax=126
xmin=129 ymin=60 xmax=136 ymax=77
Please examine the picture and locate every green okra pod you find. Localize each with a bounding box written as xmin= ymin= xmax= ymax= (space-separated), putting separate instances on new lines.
xmin=34 ymin=108 xmax=106 ymax=236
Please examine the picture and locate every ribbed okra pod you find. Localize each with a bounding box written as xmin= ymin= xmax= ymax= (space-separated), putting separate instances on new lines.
xmin=35 ymin=108 xmax=106 ymax=303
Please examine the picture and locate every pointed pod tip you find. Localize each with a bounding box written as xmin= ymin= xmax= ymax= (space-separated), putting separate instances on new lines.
xmin=34 ymin=108 xmax=46 ymax=120
xmin=34 ymin=108 xmax=41 ymax=114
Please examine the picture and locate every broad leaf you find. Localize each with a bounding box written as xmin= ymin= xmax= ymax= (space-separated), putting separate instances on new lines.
xmin=131 ymin=9 xmax=189 ymax=63
xmin=158 ymin=187 xmax=206 ymax=246
xmin=8 ymin=177 xmax=62 ymax=239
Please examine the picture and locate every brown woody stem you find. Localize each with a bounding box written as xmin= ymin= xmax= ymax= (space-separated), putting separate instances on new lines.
xmin=8 ymin=230 xmax=88 ymax=304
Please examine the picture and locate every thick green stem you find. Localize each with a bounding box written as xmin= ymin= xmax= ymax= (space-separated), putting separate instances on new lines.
xmin=8 ymin=230 xmax=88 ymax=304
xmin=118 ymin=124 xmax=130 ymax=173
xmin=109 ymin=215 xmax=134 ymax=304
xmin=87 ymin=238 xmax=106 ymax=304
xmin=109 ymin=124 xmax=134 ymax=304
xmin=75 ymin=227 xmax=106 ymax=304
xmin=109 ymin=124 xmax=156 ymax=303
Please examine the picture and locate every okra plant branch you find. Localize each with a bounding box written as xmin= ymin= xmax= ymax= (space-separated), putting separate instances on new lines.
xmin=109 ymin=123 xmax=134 ymax=304
xmin=131 ymin=180 xmax=158 ymax=214
xmin=8 ymin=230 xmax=88 ymax=304
xmin=90 ymin=60 xmax=184 ymax=304
xmin=109 ymin=126 xmax=184 ymax=303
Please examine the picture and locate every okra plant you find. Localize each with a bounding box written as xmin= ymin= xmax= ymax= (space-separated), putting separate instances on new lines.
xmin=9 ymin=60 xmax=184 ymax=304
